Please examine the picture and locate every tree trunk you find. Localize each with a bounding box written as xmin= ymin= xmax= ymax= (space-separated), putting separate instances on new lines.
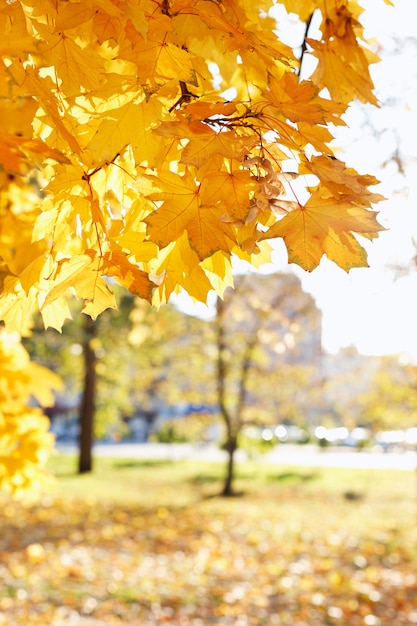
xmin=222 ymin=435 xmax=238 ymax=497
xmin=78 ymin=315 xmax=97 ymax=474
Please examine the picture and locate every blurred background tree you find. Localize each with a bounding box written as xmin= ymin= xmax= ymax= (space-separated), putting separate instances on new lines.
xmin=23 ymin=290 xmax=137 ymax=472
xmin=214 ymin=272 xmax=321 ymax=495
xmin=358 ymin=356 xmax=417 ymax=435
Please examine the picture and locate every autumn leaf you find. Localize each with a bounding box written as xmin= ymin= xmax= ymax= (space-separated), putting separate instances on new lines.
xmin=43 ymin=253 xmax=117 ymax=320
xmin=116 ymin=231 xmax=159 ymax=264
xmin=155 ymin=120 xmax=257 ymax=169
xmin=307 ymin=37 xmax=378 ymax=105
xmin=150 ymin=234 xmax=214 ymax=304
xmin=260 ymin=189 xmax=385 ymax=271
xmin=300 ymin=155 xmax=385 ymax=204
xmin=36 ymin=27 xmax=106 ymax=98
xmin=144 ymin=170 xmax=201 ymax=246
xmin=40 ymin=298 xmax=73 ymax=332
xmin=0 ymin=0 xmax=37 ymax=55
xmin=199 ymin=168 xmax=257 ymax=221
xmin=22 ymin=68 xmax=83 ymax=156
xmin=260 ymin=72 xmax=346 ymax=126
xmin=102 ymin=250 xmax=156 ymax=302
xmin=0 ymin=131 xmax=69 ymax=175
xmin=84 ymin=95 xmax=167 ymax=167
xmin=132 ymin=37 xmax=197 ymax=86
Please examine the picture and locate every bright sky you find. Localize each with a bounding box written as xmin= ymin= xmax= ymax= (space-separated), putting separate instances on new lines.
xmin=270 ymin=0 xmax=417 ymax=362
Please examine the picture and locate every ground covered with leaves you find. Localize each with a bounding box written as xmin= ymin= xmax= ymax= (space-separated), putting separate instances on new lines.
xmin=1 ymin=458 xmax=417 ymax=625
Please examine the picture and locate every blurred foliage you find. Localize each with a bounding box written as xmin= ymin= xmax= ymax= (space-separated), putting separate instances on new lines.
xmin=23 ymin=291 xmax=212 ymax=440
xmin=150 ymin=413 xmax=218 ymax=444
xmin=359 ymin=356 xmax=417 ymax=432
xmin=128 ymin=297 xmax=216 ymax=411
xmin=19 ymin=274 xmax=417 ymax=496
xmin=150 ymin=422 xmax=188 ymax=443
xmin=23 ymin=290 xmax=138 ymax=440
xmin=216 ymin=273 xmax=320 ymax=419
xmin=0 ymin=330 xmax=61 ymax=498
xmin=215 ymin=272 xmax=321 ymax=494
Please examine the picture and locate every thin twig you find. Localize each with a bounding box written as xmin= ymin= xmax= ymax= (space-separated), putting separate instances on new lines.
xmin=298 ymin=11 xmax=315 ymax=80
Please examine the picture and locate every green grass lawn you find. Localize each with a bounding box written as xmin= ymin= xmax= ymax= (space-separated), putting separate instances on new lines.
xmin=1 ymin=453 xmax=417 ymax=625
xmin=47 ymin=452 xmax=417 ymax=533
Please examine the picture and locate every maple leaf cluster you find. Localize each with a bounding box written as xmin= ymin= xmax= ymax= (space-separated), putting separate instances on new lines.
xmin=0 ymin=0 xmax=389 ymax=332
xmin=0 ymin=330 xmax=61 ymax=498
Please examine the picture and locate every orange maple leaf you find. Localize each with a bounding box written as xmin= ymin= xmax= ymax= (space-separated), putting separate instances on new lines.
xmin=260 ymin=189 xmax=384 ymax=271
xmin=199 ymin=168 xmax=257 ymax=221
xmin=300 ymin=155 xmax=385 ymax=205
xmin=145 ymin=169 xmax=239 ymax=260
xmin=0 ymin=131 xmax=69 ymax=175
xmin=103 ymin=250 xmax=155 ymax=302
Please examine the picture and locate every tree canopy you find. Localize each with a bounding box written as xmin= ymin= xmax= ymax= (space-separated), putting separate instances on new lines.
xmin=0 ymin=0 xmax=390 ymax=334
xmin=215 ymin=272 xmax=320 ymax=494
xmin=0 ymin=0 xmax=394 ymax=496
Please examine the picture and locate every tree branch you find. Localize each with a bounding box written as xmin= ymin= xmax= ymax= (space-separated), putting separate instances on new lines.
xmin=298 ymin=11 xmax=315 ymax=80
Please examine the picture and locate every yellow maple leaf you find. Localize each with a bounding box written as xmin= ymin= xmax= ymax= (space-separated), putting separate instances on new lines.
xmin=36 ymin=26 xmax=106 ymax=98
xmin=145 ymin=170 xmax=201 ymax=247
xmin=260 ymin=72 xmax=346 ymax=126
xmin=307 ymin=3 xmax=379 ymax=105
xmin=116 ymin=231 xmax=159 ymax=264
xmin=83 ymin=94 xmax=167 ymax=168
xmin=260 ymin=189 xmax=384 ymax=271
xmin=0 ymin=1 xmax=37 ymax=55
xmin=150 ymin=234 xmax=213 ymax=305
xmin=0 ymin=277 xmax=38 ymax=336
xmin=187 ymin=207 xmax=236 ymax=260
xmin=23 ymin=68 xmax=83 ymax=156
xmin=40 ymin=297 xmax=73 ymax=332
xmin=43 ymin=253 xmax=117 ymax=319
xmin=145 ymin=169 xmax=239 ymax=260
xmin=308 ymin=37 xmax=378 ymax=104
xmin=133 ymin=37 xmax=197 ymax=86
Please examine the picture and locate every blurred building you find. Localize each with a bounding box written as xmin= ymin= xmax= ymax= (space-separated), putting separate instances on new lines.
xmin=229 ymin=272 xmax=323 ymax=367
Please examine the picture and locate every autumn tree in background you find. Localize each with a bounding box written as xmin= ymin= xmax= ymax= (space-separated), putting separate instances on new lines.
xmin=129 ymin=297 xmax=217 ymax=427
xmin=216 ymin=273 xmax=320 ymax=495
xmin=129 ymin=273 xmax=320 ymax=496
xmin=24 ymin=293 xmax=144 ymax=471
xmin=358 ymin=356 xmax=417 ymax=435
xmin=315 ymin=347 xmax=380 ymax=431
xmin=0 ymin=0 xmax=391 ymax=493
